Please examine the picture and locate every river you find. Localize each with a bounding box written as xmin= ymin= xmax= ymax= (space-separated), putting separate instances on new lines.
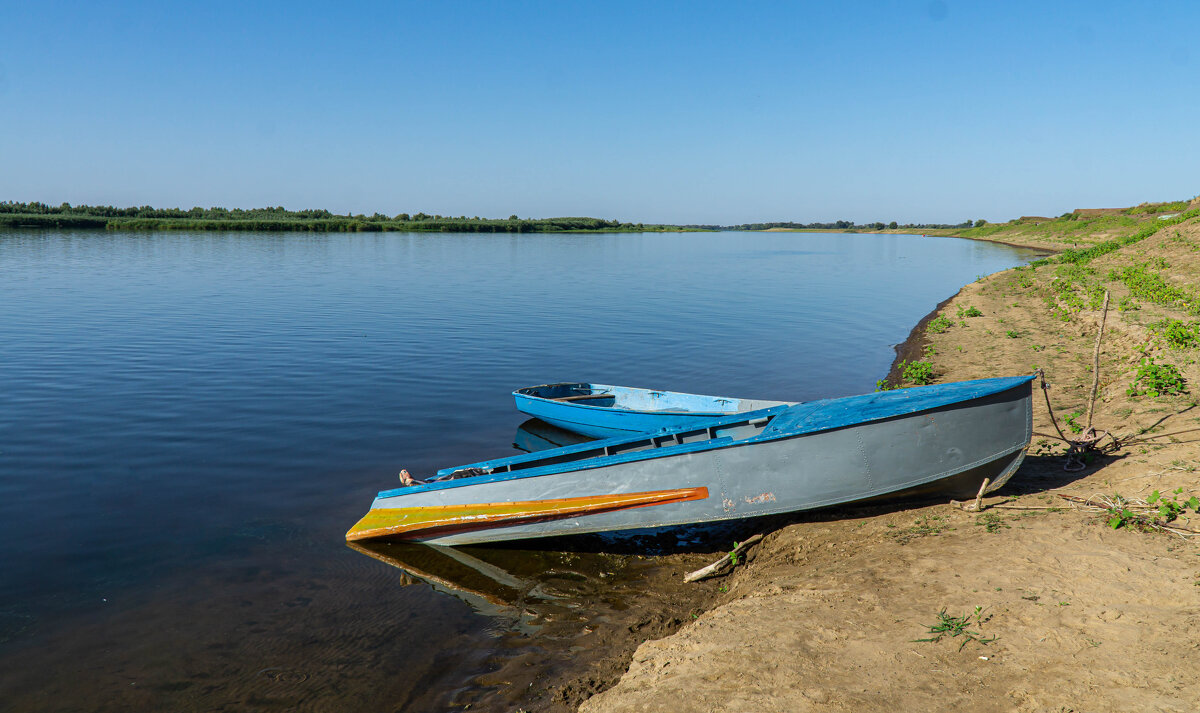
xmin=0 ymin=229 xmax=1039 ymax=711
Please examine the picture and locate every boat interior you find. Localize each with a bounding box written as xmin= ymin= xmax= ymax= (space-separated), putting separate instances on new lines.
xmin=516 ymin=382 xmax=788 ymax=414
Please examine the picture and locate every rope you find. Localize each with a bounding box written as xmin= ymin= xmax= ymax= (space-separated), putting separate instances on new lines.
xmin=1035 ymin=369 xmax=1115 ymax=471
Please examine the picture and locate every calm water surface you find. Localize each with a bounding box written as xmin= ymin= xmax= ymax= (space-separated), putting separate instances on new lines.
xmin=0 ymin=230 xmax=1038 ymax=710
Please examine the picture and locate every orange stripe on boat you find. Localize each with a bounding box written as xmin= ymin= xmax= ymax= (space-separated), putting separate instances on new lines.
xmin=345 ymin=487 xmax=708 ymax=542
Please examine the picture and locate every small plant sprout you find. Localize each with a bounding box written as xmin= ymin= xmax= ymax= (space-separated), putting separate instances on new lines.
xmin=1063 ymin=411 xmax=1084 ymax=434
xmin=1146 ymin=488 xmax=1200 ymax=523
xmin=914 ymin=607 xmax=996 ymax=651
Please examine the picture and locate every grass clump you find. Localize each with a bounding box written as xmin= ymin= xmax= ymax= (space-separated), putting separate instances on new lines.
xmin=914 ymin=606 xmax=996 ymax=651
xmin=927 ymin=315 xmax=954 ymax=334
xmin=1127 ymin=359 xmax=1187 ymax=397
xmin=957 ymin=305 xmax=983 ymax=318
xmin=899 ymin=359 xmax=935 ymax=385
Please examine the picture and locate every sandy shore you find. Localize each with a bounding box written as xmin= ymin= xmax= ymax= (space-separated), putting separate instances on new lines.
xmin=575 ymin=215 xmax=1200 ymax=712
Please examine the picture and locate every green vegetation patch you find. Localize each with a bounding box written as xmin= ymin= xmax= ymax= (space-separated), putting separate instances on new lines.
xmin=1149 ymin=319 xmax=1200 ymax=349
xmin=1035 ymin=209 xmax=1200 ymax=267
xmin=1127 ymin=359 xmax=1187 ymax=398
xmin=1123 ymin=201 xmax=1190 ymax=215
xmin=899 ymin=359 xmax=935 ymax=385
xmin=1109 ymin=264 xmax=1200 ymax=315
xmin=926 ymin=315 xmax=954 ymax=334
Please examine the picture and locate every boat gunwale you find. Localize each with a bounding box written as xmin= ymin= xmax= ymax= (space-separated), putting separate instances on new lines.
xmin=377 ymin=375 xmax=1036 ymax=501
xmin=512 ymin=382 xmax=741 ymax=418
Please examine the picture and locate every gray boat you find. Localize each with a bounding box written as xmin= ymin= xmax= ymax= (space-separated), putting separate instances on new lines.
xmin=346 ymin=375 xmax=1035 ymax=546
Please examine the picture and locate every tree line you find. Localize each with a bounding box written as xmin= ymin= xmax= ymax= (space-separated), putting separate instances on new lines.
xmin=0 ymin=202 xmax=687 ymax=233
xmin=0 ymin=201 xmax=983 ymax=233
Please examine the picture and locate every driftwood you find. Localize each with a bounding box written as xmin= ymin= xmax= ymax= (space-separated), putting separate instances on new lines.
xmin=951 ymin=477 xmax=992 ymax=512
xmin=684 ymin=533 xmax=763 ymax=582
xmin=1085 ymin=290 xmax=1110 ymax=433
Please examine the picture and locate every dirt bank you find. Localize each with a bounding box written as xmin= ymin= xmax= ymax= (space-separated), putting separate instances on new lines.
xmin=577 ymin=215 xmax=1200 ymax=712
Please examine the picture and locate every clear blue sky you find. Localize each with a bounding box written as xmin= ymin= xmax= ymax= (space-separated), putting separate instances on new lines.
xmin=1 ymin=1 xmax=1196 ymax=224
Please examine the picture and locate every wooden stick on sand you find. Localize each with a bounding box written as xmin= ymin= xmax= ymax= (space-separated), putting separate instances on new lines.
xmin=684 ymin=533 xmax=764 ymax=583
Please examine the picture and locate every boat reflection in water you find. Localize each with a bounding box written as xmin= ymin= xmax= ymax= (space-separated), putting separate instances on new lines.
xmin=511 ymin=418 xmax=593 ymax=454
xmin=345 ymin=539 xmax=650 ymax=634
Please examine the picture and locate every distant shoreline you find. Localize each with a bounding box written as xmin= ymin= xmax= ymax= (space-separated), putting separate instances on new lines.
xmin=0 ymin=213 xmax=703 ymax=233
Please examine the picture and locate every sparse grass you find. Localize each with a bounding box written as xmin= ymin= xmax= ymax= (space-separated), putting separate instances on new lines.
xmin=914 ymin=606 xmax=996 ymax=651
xmin=1118 ymin=295 xmax=1140 ymax=312
xmin=975 ymin=512 xmax=1010 ymax=533
xmin=890 ymin=514 xmax=948 ymax=544
xmin=1109 ymin=264 xmax=1200 ymax=316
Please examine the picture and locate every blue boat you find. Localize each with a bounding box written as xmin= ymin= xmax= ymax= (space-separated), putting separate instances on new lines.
xmin=347 ymin=376 xmax=1035 ymax=546
xmin=512 ymin=382 xmax=792 ymax=438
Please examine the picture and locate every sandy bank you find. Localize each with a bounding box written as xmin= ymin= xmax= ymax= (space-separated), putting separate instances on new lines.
xmin=578 ymin=217 xmax=1200 ymax=712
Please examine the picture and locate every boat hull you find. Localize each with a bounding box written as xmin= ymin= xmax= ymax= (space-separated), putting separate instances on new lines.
xmin=351 ymin=377 xmax=1034 ymax=546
